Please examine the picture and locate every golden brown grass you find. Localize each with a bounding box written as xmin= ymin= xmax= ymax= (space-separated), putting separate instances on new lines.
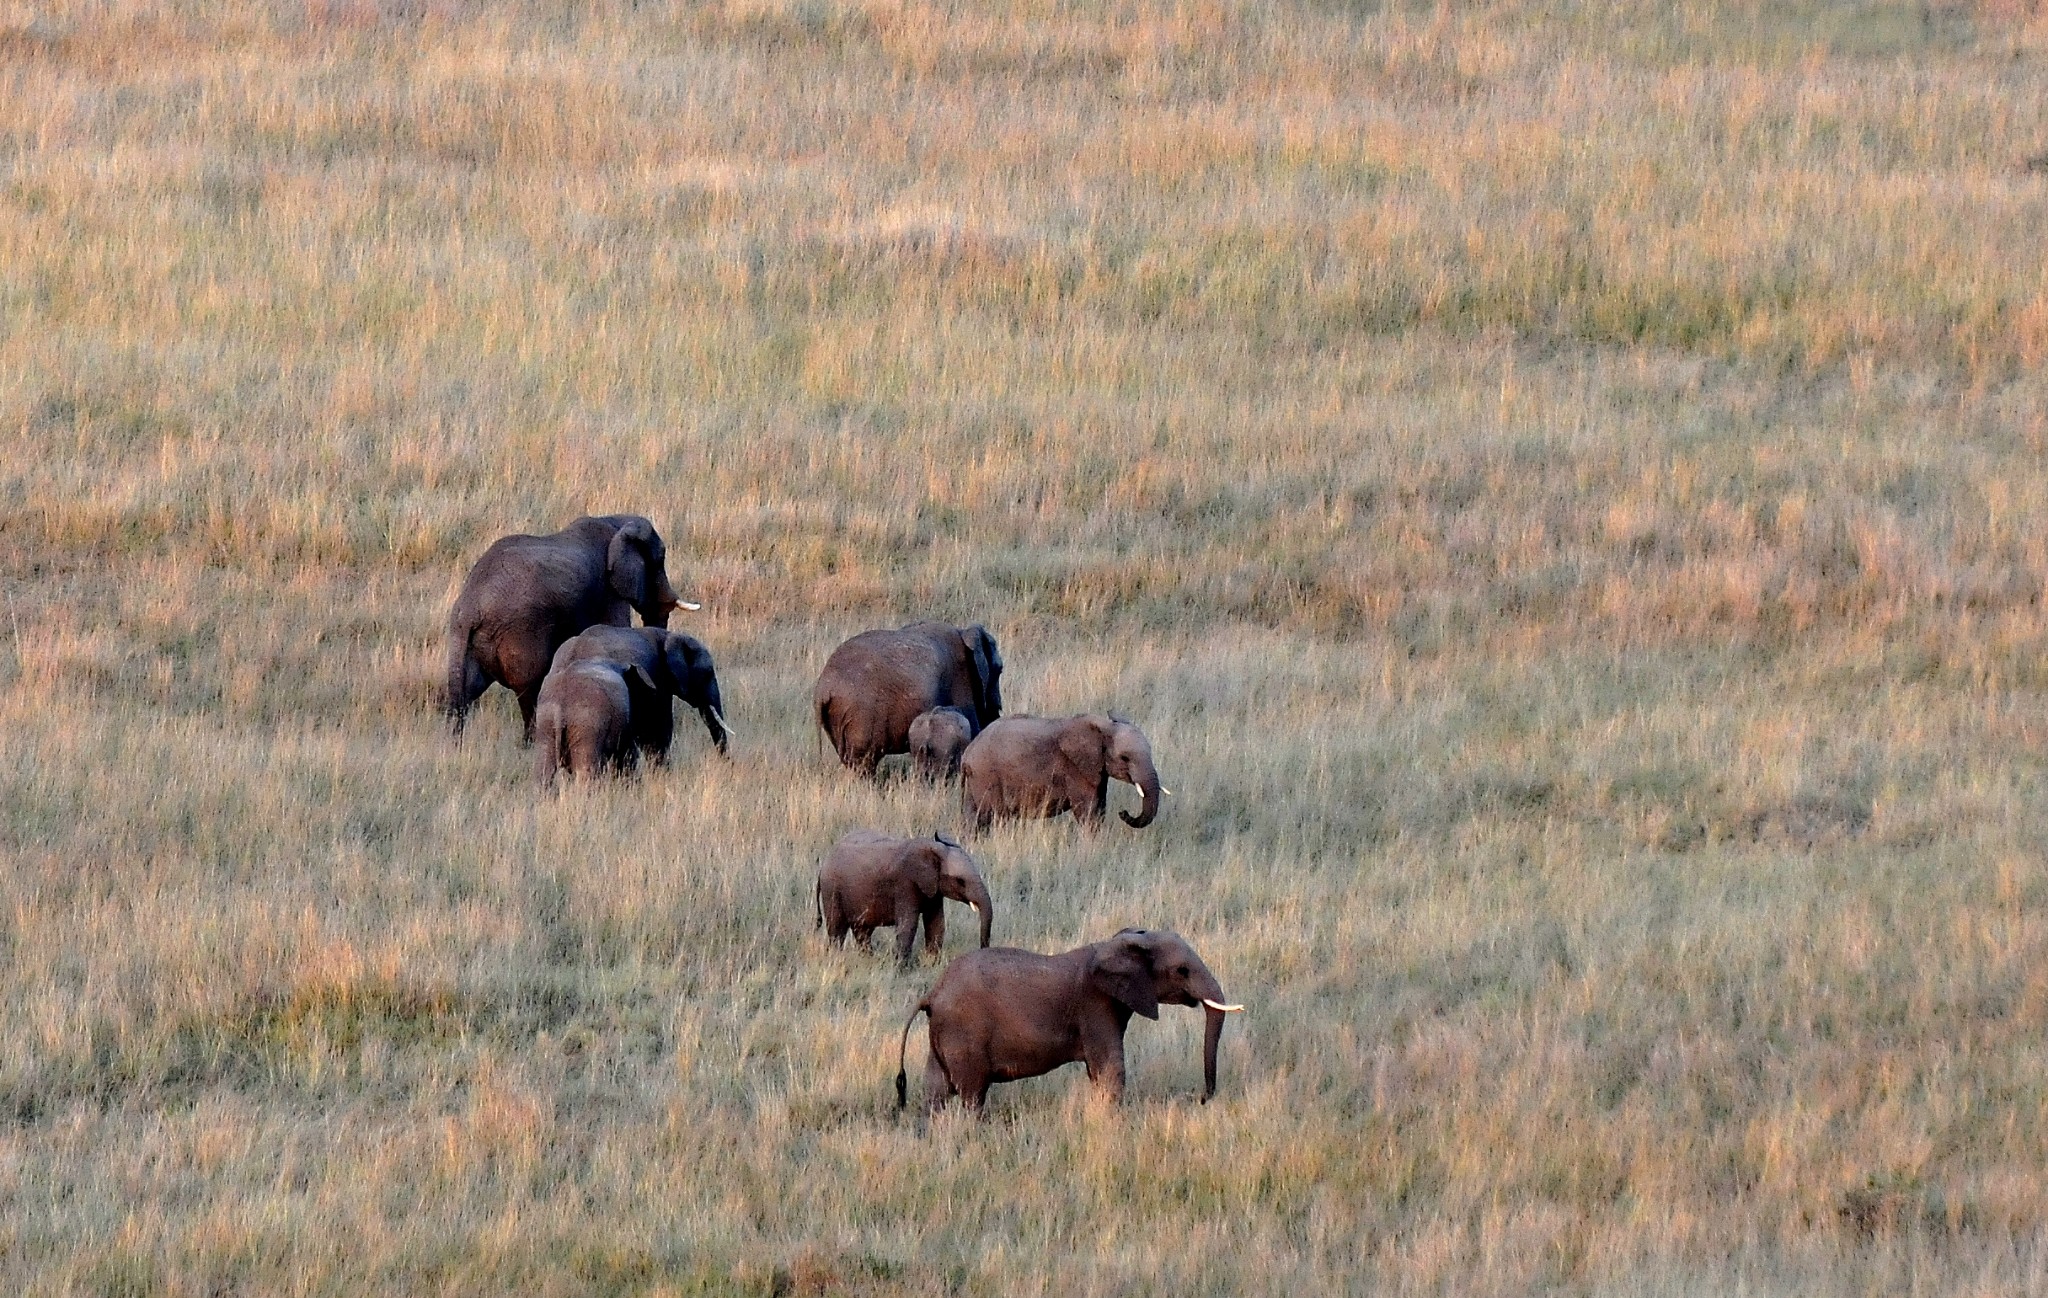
xmin=4 ymin=0 xmax=2048 ymax=1292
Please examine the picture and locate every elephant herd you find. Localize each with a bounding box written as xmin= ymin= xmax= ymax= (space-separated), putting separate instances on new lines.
xmin=442 ymin=514 xmax=1241 ymax=1115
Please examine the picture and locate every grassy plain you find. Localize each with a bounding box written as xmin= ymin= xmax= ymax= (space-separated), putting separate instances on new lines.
xmin=4 ymin=0 xmax=2048 ymax=1292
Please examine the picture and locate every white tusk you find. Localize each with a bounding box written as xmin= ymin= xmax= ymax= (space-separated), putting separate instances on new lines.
xmin=967 ymin=902 xmax=980 ymax=914
xmin=1201 ymin=999 xmax=1244 ymax=1013
xmin=710 ymin=708 xmax=737 ymax=737
xmin=677 ymin=600 xmax=703 ymax=611
xmin=1160 ymin=786 xmax=1175 ymax=796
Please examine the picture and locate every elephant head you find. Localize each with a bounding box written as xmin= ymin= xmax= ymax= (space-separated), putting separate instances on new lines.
xmin=927 ymin=833 xmax=993 ymax=948
xmin=608 ymin=516 xmax=685 ymax=628
xmin=659 ymin=631 xmax=731 ymax=754
xmin=963 ymin=624 xmax=1003 ymax=726
xmin=1090 ymin=929 xmax=1241 ymax=1101
xmin=1099 ymin=716 xmax=1162 ymax=828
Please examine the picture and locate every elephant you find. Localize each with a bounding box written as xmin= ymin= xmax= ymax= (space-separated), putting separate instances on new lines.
xmin=815 ymin=830 xmax=993 ymax=966
xmin=908 ymin=706 xmax=977 ymax=782
xmin=549 ymin=625 xmax=732 ymax=762
xmin=444 ymin=515 xmax=696 ymax=741
xmin=534 ymin=660 xmax=646 ymax=787
xmin=959 ymin=713 xmax=1164 ymax=830
xmin=813 ymin=621 xmax=1003 ymax=775
xmin=895 ymin=928 xmax=1242 ymax=1114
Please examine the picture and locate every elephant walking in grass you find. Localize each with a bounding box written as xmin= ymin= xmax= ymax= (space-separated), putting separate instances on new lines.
xmin=445 ymin=515 xmax=696 ymax=740
xmin=959 ymin=714 xmax=1164 ymax=830
xmin=549 ymin=626 xmax=732 ymax=763
xmin=815 ymin=831 xmax=993 ymax=967
xmin=534 ymin=660 xmax=643 ymax=787
xmin=813 ymin=622 xmax=1002 ymax=776
xmin=896 ymin=928 xmax=1241 ymax=1114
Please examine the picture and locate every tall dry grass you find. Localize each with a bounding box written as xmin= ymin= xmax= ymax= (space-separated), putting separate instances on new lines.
xmin=4 ymin=0 xmax=2048 ymax=1292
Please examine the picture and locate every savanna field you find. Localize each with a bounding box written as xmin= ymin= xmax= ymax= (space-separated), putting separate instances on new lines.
xmin=4 ymin=0 xmax=2048 ymax=1292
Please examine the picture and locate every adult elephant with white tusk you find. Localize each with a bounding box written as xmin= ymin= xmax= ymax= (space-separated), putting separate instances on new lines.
xmin=444 ymin=514 xmax=699 ymax=741
xmin=959 ymin=713 xmax=1165 ymax=831
xmin=816 ymin=830 xmax=993 ymax=967
xmin=896 ymin=927 xmax=1241 ymax=1114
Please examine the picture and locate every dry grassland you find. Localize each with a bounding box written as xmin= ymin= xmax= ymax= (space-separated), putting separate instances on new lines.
xmin=4 ymin=0 xmax=2048 ymax=1292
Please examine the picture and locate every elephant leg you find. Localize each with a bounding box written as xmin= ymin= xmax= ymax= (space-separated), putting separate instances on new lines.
xmin=853 ymin=926 xmax=875 ymax=952
xmin=642 ymin=702 xmax=675 ymax=767
xmin=517 ymin=688 xmax=542 ymax=743
xmin=953 ymin=1061 xmax=991 ymax=1115
xmin=894 ymin=895 xmax=923 ymax=967
xmin=922 ymin=901 xmax=945 ymax=958
xmin=1081 ymin=776 xmax=1110 ymax=827
xmin=568 ymin=729 xmax=604 ymax=780
xmin=923 ymin=1050 xmax=957 ymax=1115
xmin=823 ymin=894 xmax=849 ymax=944
xmin=1081 ymin=1019 xmax=1128 ymax=1102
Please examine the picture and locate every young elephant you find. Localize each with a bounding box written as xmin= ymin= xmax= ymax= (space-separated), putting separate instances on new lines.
xmin=908 ymin=706 xmax=977 ymax=781
xmin=549 ymin=625 xmax=732 ymax=763
xmin=959 ymin=713 xmax=1165 ymax=830
xmin=895 ymin=928 xmax=1243 ymax=1114
xmin=534 ymin=660 xmax=648 ymax=787
xmin=816 ymin=830 xmax=993 ymax=967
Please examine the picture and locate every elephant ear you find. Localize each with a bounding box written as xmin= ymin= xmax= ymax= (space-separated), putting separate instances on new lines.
xmin=664 ymin=634 xmax=708 ymax=696
xmin=905 ymin=842 xmax=943 ymax=898
xmin=1056 ymin=716 xmax=1113 ymax=778
xmin=608 ymin=517 xmax=654 ymax=606
xmin=1090 ymin=935 xmax=1159 ymax=1020
xmin=963 ymin=625 xmax=1002 ymax=723
xmin=628 ymin=663 xmax=659 ymax=692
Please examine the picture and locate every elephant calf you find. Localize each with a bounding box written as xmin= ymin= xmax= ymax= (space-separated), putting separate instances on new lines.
xmin=550 ymin=625 xmax=732 ymax=763
xmin=896 ymin=928 xmax=1242 ymax=1115
xmin=534 ymin=660 xmax=645 ymax=787
xmin=960 ymin=713 xmax=1164 ymax=830
xmin=909 ymin=707 xmax=977 ymax=782
xmin=816 ymin=831 xmax=992 ymax=967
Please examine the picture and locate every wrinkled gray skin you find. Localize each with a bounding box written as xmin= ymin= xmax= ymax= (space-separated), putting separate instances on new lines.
xmin=960 ymin=713 xmax=1161 ymax=830
xmin=813 ymin=622 xmax=1002 ymax=776
xmin=816 ymin=830 xmax=993 ymax=967
xmin=549 ymin=626 xmax=729 ymax=762
xmin=534 ymin=660 xmax=648 ymax=787
xmin=897 ymin=928 xmax=1232 ymax=1114
xmin=445 ymin=515 xmax=686 ymax=741
xmin=909 ymin=706 xmax=978 ymax=782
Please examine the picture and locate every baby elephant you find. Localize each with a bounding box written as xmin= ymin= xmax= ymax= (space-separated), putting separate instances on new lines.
xmin=908 ymin=706 xmax=977 ymax=781
xmin=896 ymin=927 xmax=1242 ymax=1115
xmin=534 ymin=660 xmax=648 ymax=787
xmin=816 ymin=830 xmax=993 ymax=967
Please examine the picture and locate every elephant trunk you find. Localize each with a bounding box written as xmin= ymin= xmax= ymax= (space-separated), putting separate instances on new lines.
xmin=969 ymin=880 xmax=994 ymax=948
xmin=692 ymin=674 xmax=730 ymax=755
xmin=1202 ymin=1003 xmax=1226 ymax=1102
xmin=1121 ymin=761 xmax=1161 ymax=829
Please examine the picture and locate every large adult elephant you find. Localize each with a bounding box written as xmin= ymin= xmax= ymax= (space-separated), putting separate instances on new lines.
xmin=960 ymin=713 xmax=1163 ymax=830
xmin=812 ymin=621 xmax=1003 ymax=775
xmin=895 ymin=928 xmax=1243 ymax=1114
xmin=444 ymin=515 xmax=695 ymax=740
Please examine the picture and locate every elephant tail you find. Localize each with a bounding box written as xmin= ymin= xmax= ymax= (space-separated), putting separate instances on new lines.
xmin=814 ymin=878 xmax=824 ymax=930
xmin=534 ymin=700 xmax=566 ymax=788
xmin=895 ymin=998 xmax=930 ymax=1110
xmin=815 ymin=695 xmax=833 ymax=765
xmin=445 ymin=621 xmax=483 ymax=733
